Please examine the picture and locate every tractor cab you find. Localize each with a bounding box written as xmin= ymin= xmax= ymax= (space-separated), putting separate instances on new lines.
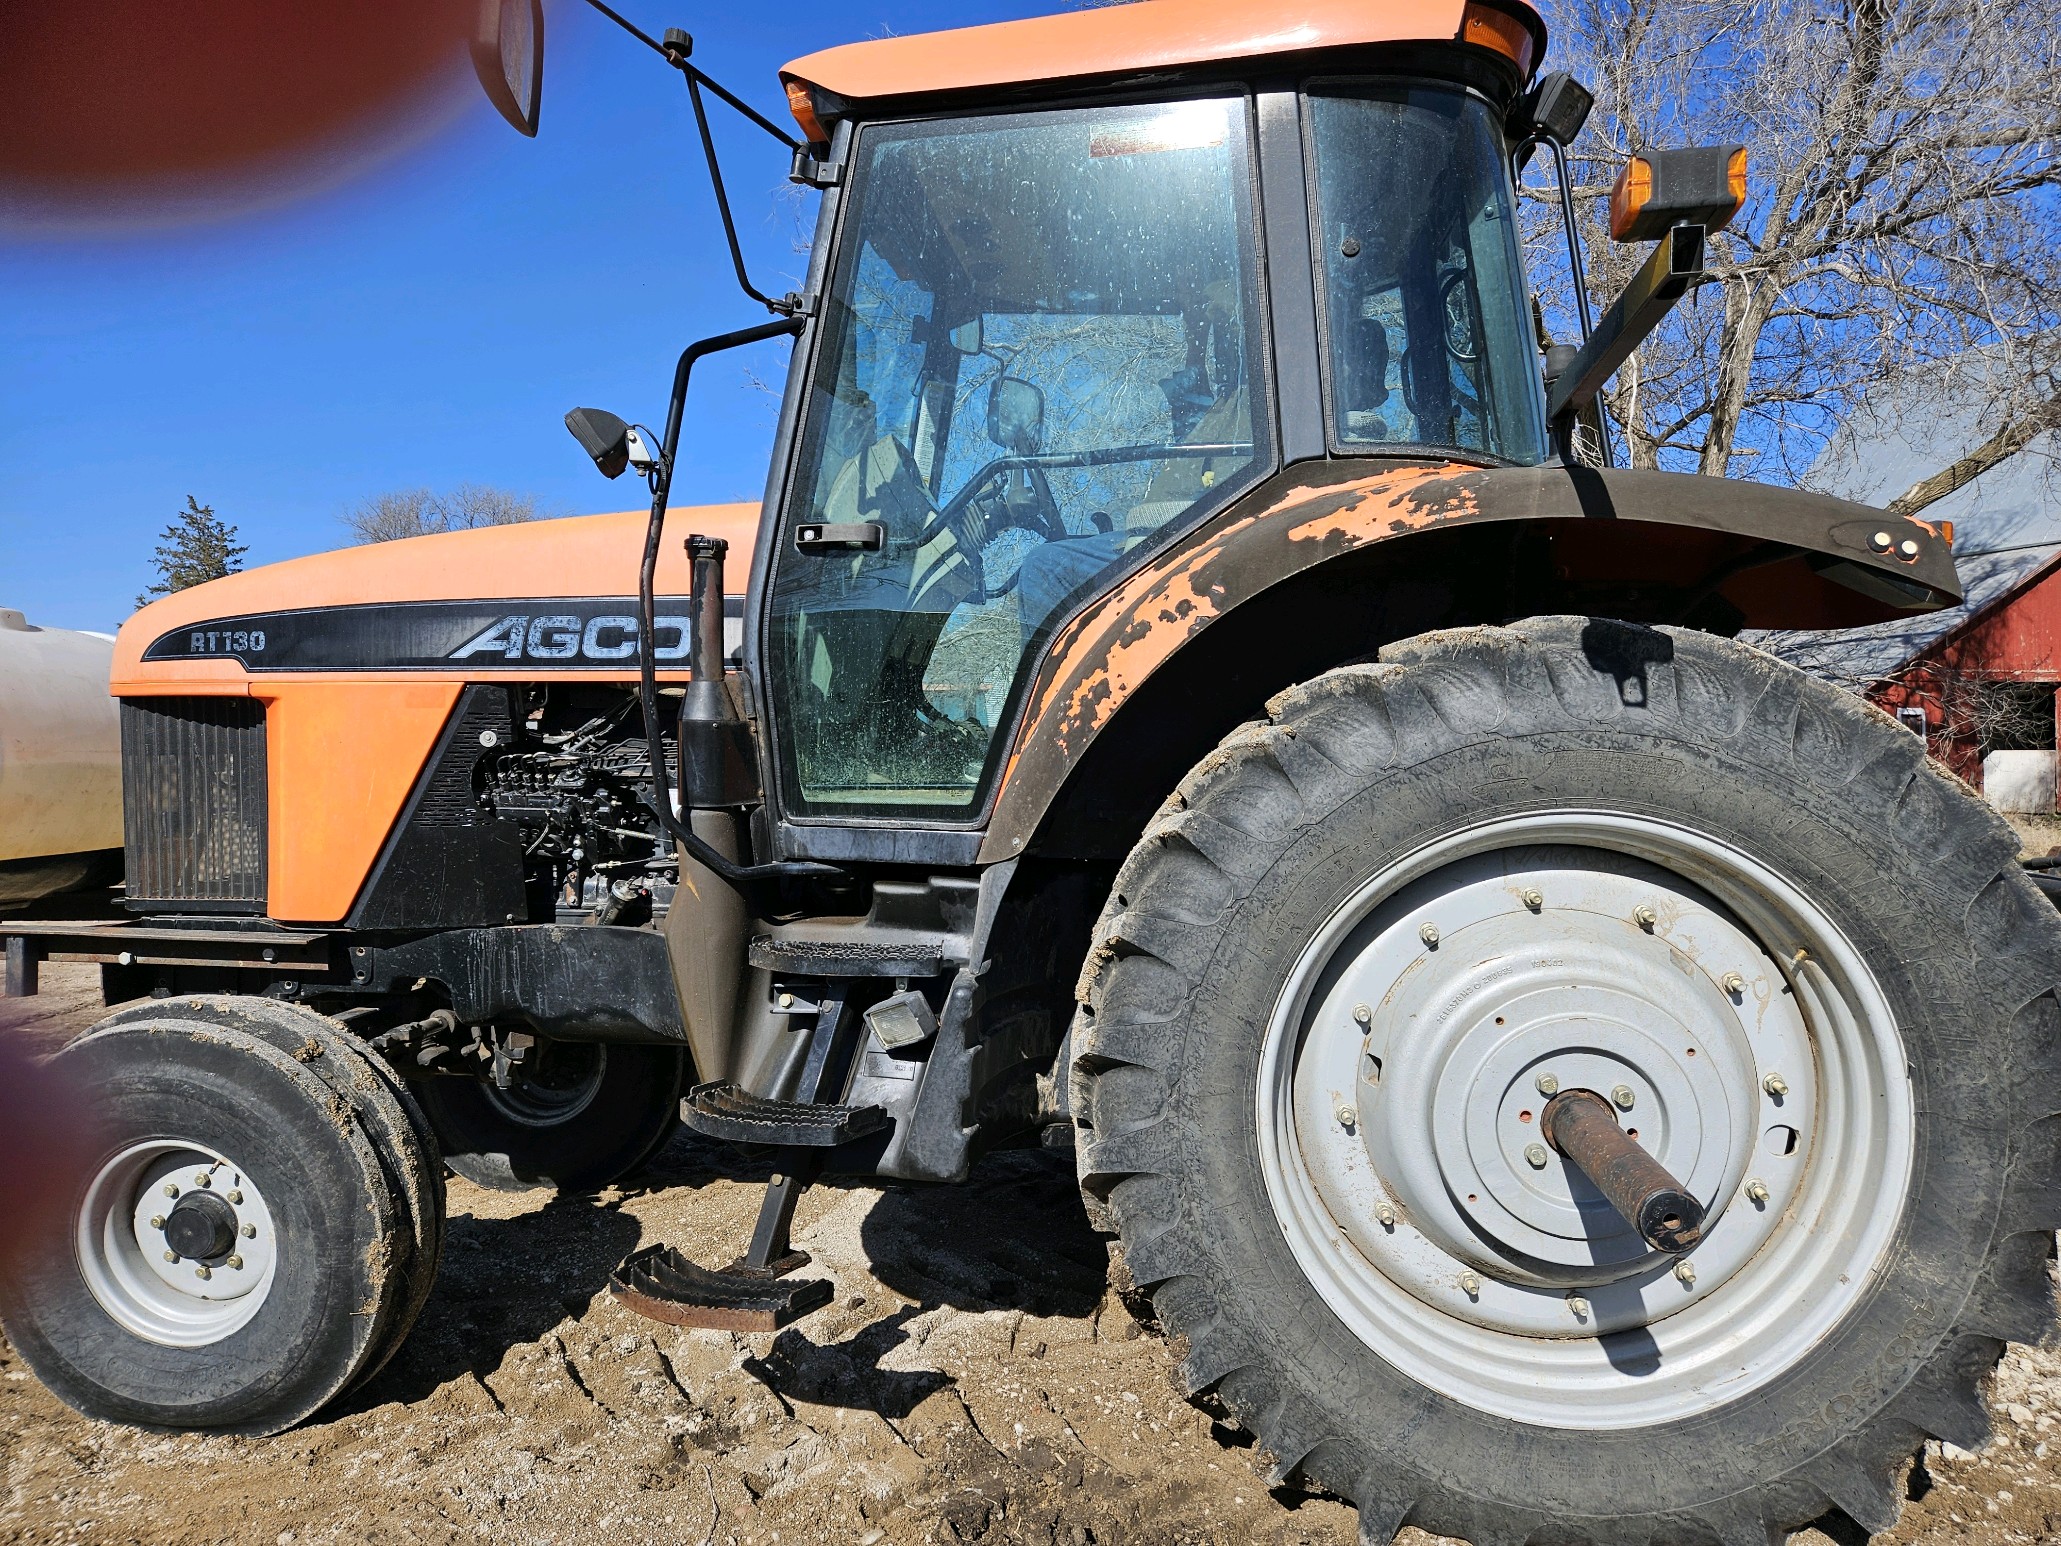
xmin=763 ymin=77 xmax=1545 ymax=820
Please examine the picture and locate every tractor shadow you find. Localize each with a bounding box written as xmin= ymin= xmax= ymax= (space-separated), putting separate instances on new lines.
xmin=339 ymin=1190 xmax=645 ymax=1415
xmin=335 ymin=1136 xmax=1111 ymax=1422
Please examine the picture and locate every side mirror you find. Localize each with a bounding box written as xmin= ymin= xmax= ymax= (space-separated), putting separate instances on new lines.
xmin=949 ymin=319 xmax=983 ymax=355
xmin=987 ymin=377 xmax=1045 ymax=455
xmin=1609 ymin=145 xmax=1746 ymax=243
xmin=565 ymin=407 xmax=631 ymax=479
xmin=472 ymin=0 xmax=545 ymax=138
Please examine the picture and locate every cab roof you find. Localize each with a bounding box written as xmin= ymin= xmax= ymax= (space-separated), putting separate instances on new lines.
xmin=780 ymin=0 xmax=1544 ymax=131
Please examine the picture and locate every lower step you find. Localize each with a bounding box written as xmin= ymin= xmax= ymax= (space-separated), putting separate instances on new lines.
xmin=682 ymin=1080 xmax=889 ymax=1146
xmin=609 ymin=1243 xmax=832 ymax=1332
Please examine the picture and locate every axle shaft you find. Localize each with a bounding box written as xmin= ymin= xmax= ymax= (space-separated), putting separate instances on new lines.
xmin=1542 ymin=1089 xmax=1705 ymax=1253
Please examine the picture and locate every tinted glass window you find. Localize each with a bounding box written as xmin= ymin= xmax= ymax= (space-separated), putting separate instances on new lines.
xmin=768 ymin=98 xmax=1267 ymax=818
xmin=1309 ymin=86 xmax=1545 ymax=463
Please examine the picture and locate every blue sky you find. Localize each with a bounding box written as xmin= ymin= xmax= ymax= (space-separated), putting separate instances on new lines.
xmin=0 ymin=1 xmax=1051 ymax=632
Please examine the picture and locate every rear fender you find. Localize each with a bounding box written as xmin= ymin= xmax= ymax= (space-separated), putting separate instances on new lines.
xmin=980 ymin=459 xmax=1959 ymax=860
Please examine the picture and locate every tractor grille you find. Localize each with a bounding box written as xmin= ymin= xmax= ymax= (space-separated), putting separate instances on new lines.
xmin=120 ymin=697 xmax=268 ymax=909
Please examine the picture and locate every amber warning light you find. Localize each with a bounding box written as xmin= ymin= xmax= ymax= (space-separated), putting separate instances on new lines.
xmin=1459 ymin=2 xmax=1540 ymax=78
xmin=1609 ymin=146 xmax=1749 ymax=243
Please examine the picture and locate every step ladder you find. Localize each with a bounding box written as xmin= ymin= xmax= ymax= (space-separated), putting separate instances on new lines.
xmin=609 ymin=984 xmax=885 ymax=1332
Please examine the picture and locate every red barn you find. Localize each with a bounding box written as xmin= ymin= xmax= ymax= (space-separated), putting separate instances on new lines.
xmin=1865 ymin=550 xmax=2061 ymax=801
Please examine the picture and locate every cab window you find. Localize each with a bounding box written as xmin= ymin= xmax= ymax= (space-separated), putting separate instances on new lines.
xmin=767 ymin=97 xmax=1268 ymax=818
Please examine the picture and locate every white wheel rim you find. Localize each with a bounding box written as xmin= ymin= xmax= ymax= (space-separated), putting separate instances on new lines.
xmin=76 ymin=1141 xmax=280 ymax=1347
xmin=1255 ymin=812 xmax=1914 ymax=1429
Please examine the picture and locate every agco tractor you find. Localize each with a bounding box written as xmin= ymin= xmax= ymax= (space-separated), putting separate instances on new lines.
xmin=5 ymin=1 xmax=2055 ymax=1541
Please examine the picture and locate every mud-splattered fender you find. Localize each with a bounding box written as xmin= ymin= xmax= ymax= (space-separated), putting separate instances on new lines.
xmin=978 ymin=459 xmax=1959 ymax=861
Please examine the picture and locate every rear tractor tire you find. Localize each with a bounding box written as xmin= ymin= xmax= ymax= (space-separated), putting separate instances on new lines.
xmin=416 ymin=1038 xmax=687 ymax=1194
xmin=1072 ymin=617 xmax=2061 ymax=1546
xmin=0 ymin=999 xmax=443 ymax=1433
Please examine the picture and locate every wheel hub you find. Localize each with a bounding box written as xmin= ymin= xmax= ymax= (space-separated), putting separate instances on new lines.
xmin=161 ymin=1191 xmax=239 ymax=1260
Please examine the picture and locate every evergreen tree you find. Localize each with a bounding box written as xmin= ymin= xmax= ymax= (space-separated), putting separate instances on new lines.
xmin=137 ymin=496 xmax=247 ymax=607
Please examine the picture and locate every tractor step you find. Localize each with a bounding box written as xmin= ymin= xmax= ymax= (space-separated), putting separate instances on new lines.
xmin=608 ymin=1242 xmax=833 ymax=1332
xmin=682 ymin=1080 xmax=889 ymax=1146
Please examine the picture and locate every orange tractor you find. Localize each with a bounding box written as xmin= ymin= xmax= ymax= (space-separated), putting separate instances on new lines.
xmin=5 ymin=2 xmax=2052 ymax=1541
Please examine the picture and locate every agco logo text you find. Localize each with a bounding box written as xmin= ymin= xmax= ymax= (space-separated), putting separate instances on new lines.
xmin=449 ymin=615 xmax=692 ymax=661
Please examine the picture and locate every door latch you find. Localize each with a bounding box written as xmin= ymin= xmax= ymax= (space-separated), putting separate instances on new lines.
xmin=794 ymin=522 xmax=885 ymax=554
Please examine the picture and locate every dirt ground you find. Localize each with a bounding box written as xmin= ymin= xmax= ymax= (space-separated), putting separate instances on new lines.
xmin=4 ymin=963 xmax=2060 ymax=1546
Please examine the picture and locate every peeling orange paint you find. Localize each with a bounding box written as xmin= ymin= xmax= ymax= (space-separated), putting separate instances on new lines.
xmin=1024 ymin=464 xmax=1469 ymax=757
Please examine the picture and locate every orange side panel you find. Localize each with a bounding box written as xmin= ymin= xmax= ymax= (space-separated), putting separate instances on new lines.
xmin=253 ymin=680 xmax=462 ymax=924
xmin=781 ymin=0 xmax=1541 ymax=110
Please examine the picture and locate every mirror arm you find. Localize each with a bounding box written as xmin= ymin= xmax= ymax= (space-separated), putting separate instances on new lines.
xmin=633 ymin=316 xmax=841 ymax=916
xmin=1546 ymin=222 xmax=1707 ymax=466
xmin=575 ymin=1 xmax=809 ymax=316
xmin=1517 ymin=129 xmax=1613 ymax=467
xmin=681 ymin=70 xmax=790 ymax=316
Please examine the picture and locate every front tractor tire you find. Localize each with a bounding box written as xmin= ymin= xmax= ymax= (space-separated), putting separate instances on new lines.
xmin=1072 ymin=618 xmax=2061 ymax=1545
xmin=0 ymin=1001 xmax=441 ymax=1434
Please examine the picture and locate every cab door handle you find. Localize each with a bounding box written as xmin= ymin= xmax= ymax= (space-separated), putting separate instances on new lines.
xmin=793 ymin=522 xmax=885 ymax=554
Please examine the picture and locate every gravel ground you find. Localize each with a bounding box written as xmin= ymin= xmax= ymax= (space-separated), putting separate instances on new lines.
xmin=2 ymin=962 xmax=2056 ymax=1546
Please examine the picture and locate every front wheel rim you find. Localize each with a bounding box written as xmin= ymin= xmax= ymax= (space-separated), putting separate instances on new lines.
xmin=1255 ymin=811 xmax=1914 ymax=1430
xmin=76 ymin=1141 xmax=280 ymax=1348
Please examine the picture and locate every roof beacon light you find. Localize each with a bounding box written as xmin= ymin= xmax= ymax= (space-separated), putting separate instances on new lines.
xmin=1610 ymin=145 xmax=1749 ymax=243
xmin=1460 ymin=2 xmax=1539 ymax=77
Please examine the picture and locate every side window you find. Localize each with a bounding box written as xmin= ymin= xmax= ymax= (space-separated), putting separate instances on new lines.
xmin=766 ymin=98 xmax=1270 ymax=819
xmin=1308 ymin=85 xmax=1546 ymax=463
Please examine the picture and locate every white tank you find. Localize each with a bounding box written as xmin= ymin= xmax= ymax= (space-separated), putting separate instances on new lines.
xmin=0 ymin=609 xmax=122 ymax=906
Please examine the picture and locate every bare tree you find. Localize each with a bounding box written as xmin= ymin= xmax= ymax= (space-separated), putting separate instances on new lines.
xmin=342 ymin=484 xmax=544 ymax=544
xmin=1526 ymin=0 xmax=2061 ymax=485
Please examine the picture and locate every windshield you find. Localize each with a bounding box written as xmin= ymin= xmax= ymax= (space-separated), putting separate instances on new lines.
xmin=1308 ymin=85 xmax=1545 ymax=463
xmin=767 ymin=98 xmax=1267 ymax=818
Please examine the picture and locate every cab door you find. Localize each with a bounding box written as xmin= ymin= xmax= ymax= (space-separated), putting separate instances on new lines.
xmin=761 ymin=95 xmax=1274 ymax=840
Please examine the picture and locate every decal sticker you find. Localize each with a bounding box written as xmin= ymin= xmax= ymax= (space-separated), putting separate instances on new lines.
xmin=142 ymin=598 xmax=744 ymax=672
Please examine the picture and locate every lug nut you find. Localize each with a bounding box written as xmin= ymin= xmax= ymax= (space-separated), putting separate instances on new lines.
xmin=149 ymin=1214 xmax=166 ymax=1230
xmin=162 ymin=1183 xmax=179 ymax=1199
xmin=1535 ymin=1073 xmax=1561 ymax=1097
xmin=1353 ymin=1003 xmax=1373 ymax=1026
xmin=1375 ymin=1202 xmax=1397 ymax=1228
xmin=1763 ymin=1072 xmax=1789 ymax=1097
xmin=1610 ymin=1085 xmax=1636 ymax=1110
xmin=1567 ymin=1295 xmax=1590 ymax=1319
xmin=163 ymin=1250 xmax=179 ymax=1263
xmin=1720 ymin=971 xmax=1745 ymax=995
xmin=1524 ymin=1143 xmax=1550 ymax=1169
xmin=777 ymin=991 xmax=794 ymax=1009
xmin=1459 ymin=1272 xmax=1481 ymax=1296
xmin=226 ymin=1190 xmax=243 ymax=1205
xmin=1633 ymin=904 xmax=1658 ymax=930
xmin=1419 ymin=922 xmax=1440 ymax=947
xmin=242 ymin=1223 xmax=258 ymax=1238
xmin=194 ymin=1172 xmax=212 ymax=1187
xmin=1336 ymin=1104 xmax=1358 ymax=1128
xmin=1674 ymin=1259 xmax=1696 ymax=1286
xmin=227 ymin=1254 xmax=245 ymax=1270
xmin=195 ymin=1265 xmax=212 ymax=1281
xmin=1520 ymin=888 xmax=1544 ymax=911
xmin=1745 ymin=1178 xmax=1770 ymax=1204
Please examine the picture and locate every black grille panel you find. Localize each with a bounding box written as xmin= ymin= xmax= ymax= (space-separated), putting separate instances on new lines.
xmin=121 ymin=697 xmax=268 ymax=908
